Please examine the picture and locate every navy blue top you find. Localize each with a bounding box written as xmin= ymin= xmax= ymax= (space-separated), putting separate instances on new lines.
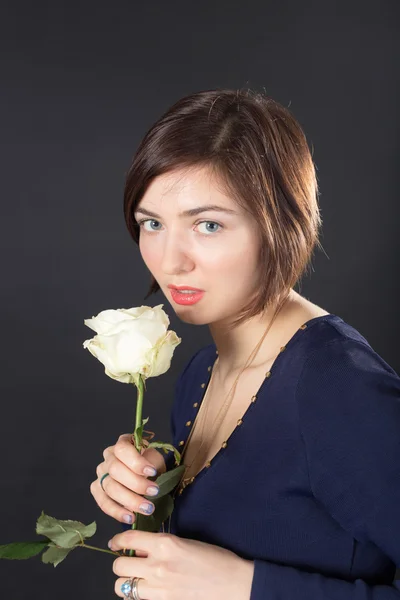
xmin=162 ymin=314 xmax=400 ymax=598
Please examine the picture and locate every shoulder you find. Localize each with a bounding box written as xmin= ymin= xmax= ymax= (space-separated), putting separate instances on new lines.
xmin=297 ymin=314 xmax=398 ymax=379
xmin=296 ymin=320 xmax=400 ymax=545
xmin=296 ymin=317 xmax=400 ymax=450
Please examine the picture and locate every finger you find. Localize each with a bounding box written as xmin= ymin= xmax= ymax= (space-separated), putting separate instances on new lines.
xmin=96 ymin=461 xmax=108 ymax=478
xmin=113 ymin=556 xmax=145 ymax=576
xmin=109 ymin=529 xmax=160 ymax=552
xmin=101 ymin=474 xmax=157 ymax=516
xmin=103 ymin=445 xmax=115 ymax=461
xmin=114 ymin=435 xmax=158 ymax=477
xmin=90 ymin=479 xmax=136 ymax=524
xmin=107 ymin=457 xmax=160 ymax=498
xmin=114 ymin=576 xmax=149 ymax=599
xmin=92 ymin=475 xmax=156 ymax=517
xmin=114 ymin=578 xmax=128 ymax=599
xmin=142 ymin=447 xmax=167 ymax=475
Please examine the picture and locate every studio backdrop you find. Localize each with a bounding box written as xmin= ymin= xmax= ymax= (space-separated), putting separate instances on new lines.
xmin=0 ymin=1 xmax=399 ymax=598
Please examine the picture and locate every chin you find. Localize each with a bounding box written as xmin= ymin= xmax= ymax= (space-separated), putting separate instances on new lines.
xmin=172 ymin=306 xmax=209 ymax=326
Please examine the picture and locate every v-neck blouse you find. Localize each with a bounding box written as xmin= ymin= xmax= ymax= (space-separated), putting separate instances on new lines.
xmin=165 ymin=314 xmax=340 ymax=487
xmin=159 ymin=314 xmax=400 ymax=598
xmin=169 ymin=315 xmax=325 ymax=489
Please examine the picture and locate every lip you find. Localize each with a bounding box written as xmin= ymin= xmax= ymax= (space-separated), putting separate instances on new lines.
xmin=169 ymin=288 xmax=204 ymax=306
xmin=168 ymin=285 xmax=204 ymax=292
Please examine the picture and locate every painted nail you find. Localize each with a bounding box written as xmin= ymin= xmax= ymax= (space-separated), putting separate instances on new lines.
xmin=122 ymin=514 xmax=133 ymax=524
xmin=139 ymin=502 xmax=154 ymax=514
xmin=143 ymin=466 xmax=157 ymax=477
xmin=146 ymin=485 xmax=160 ymax=496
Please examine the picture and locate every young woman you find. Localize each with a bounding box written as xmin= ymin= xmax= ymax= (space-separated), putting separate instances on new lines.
xmin=91 ymin=88 xmax=400 ymax=600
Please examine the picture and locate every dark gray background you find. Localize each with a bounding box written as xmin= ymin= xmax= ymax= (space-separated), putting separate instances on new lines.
xmin=1 ymin=0 xmax=399 ymax=597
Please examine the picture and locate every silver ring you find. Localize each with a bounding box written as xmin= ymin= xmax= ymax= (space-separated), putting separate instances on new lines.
xmin=121 ymin=577 xmax=143 ymax=600
xmin=132 ymin=577 xmax=142 ymax=600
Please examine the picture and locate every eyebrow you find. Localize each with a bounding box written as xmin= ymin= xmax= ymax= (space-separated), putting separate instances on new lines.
xmin=134 ymin=204 xmax=238 ymax=219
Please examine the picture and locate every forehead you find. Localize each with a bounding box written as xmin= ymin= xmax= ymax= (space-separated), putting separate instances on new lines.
xmin=138 ymin=166 xmax=236 ymax=209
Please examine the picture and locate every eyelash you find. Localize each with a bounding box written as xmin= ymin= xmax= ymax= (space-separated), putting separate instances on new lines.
xmin=136 ymin=218 xmax=224 ymax=236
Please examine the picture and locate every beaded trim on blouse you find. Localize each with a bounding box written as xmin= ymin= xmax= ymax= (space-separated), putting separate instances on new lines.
xmin=173 ymin=322 xmax=310 ymax=498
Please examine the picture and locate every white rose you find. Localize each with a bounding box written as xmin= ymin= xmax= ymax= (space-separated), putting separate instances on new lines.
xmin=83 ymin=304 xmax=181 ymax=384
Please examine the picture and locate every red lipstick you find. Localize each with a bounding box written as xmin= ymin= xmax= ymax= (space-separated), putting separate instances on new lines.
xmin=168 ymin=285 xmax=205 ymax=305
xmin=168 ymin=285 xmax=204 ymax=292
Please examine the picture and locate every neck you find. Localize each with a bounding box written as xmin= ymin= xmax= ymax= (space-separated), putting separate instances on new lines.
xmin=209 ymin=289 xmax=297 ymax=381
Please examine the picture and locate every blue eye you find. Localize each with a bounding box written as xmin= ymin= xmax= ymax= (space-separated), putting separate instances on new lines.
xmin=139 ymin=219 xmax=163 ymax=232
xmin=137 ymin=219 xmax=223 ymax=235
xmin=197 ymin=221 xmax=221 ymax=234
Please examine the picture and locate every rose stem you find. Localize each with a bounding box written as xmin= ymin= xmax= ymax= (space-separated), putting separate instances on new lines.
xmin=129 ymin=375 xmax=145 ymax=557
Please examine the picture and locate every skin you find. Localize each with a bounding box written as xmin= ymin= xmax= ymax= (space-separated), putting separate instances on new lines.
xmin=93 ymin=437 xmax=255 ymax=599
xmin=92 ymin=165 xmax=327 ymax=598
xmin=109 ymin=529 xmax=255 ymax=600
xmin=134 ymin=165 xmax=323 ymax=380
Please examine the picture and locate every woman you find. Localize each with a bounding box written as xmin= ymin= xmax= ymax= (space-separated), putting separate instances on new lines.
xmin=91 ymin=88 xmax=400 ymax=599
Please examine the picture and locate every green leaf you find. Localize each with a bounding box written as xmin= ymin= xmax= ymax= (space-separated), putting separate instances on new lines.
xmin=41 ymin=545 xmax=73 ymax=567
xmin=147 ymin=441 xmax=181 ymax=468
xmin=135 ymin=493 xmax=175 ymax=532
xmin=123 ymin=464 xmax=188 ymax=535
xmin=133 ymin=415 xmax=150 ymax=451
xmin=0 ymin=540 xmax=49 ymax=560
xmin=128 ymin=463 xmax=186 ymax=534
xmin=36 ymin=512 xmax=97 ymax=549
xmin=134 ymin=417 xmax=149 ymax=443
xmin=122 ymin=464 xmax=186 ymax=535
xmin=152 ymin=464 xmax=186 ymax=497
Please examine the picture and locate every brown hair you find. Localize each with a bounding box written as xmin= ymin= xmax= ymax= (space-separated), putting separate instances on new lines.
xmin=123 ymin=88 xmax=323 ymax=329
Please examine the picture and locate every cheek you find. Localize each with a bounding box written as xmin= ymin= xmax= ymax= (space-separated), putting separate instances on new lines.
xmin=209 ymin=250 xmax=257 ymax=292
xmin=213 ymin=237 xmax=261 ymax=287
xmin=213 ymin=236 xmax=259 ymax=270
xmin=139 ymin=237 xmax=160 ymax=270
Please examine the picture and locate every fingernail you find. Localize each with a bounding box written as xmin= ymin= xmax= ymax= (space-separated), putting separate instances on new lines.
xmin=108 ymin=539 xmax=113 ymax=549
xmin=143 ymin=466 xmax=157 ymax=477
xmin=139 ymin=502 xmax=154 ymax=514
xmin=146 ymin=485 xmax=160 ymax=496
xmin=122 ymin=514 xmax=133 ymax=524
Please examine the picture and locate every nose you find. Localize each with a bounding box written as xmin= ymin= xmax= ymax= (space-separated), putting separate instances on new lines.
xmin=160 ymin=231 xmax=194 ymax=276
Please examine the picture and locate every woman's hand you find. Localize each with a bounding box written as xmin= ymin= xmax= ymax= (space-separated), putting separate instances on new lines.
xmin=90 ymin=433 xmax=167 ymax=525
xmin=109 ymin=529 xmax=255 ymax=600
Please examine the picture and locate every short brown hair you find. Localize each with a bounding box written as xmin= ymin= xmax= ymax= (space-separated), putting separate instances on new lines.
xmin=124 ymin=88 xmax=323 ymax=329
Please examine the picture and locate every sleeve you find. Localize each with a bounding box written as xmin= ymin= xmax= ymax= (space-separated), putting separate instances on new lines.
xmin=163 ymin=347 xmax=206 ymax=472
xmin=250 ymin=338 xmax=400 ymax=600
